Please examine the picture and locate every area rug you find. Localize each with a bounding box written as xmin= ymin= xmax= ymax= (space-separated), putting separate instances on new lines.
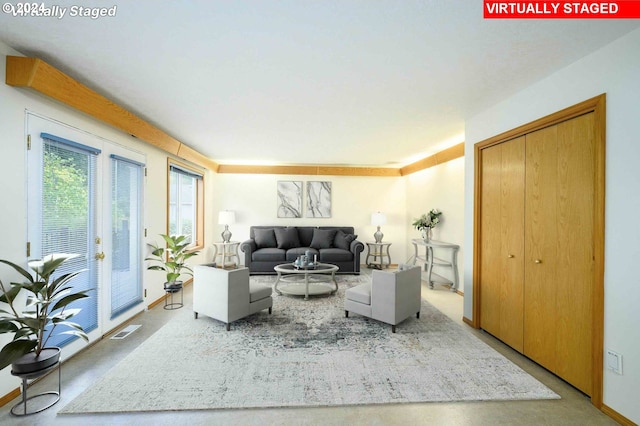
xmin=60 ymin=276 xmax=558 ymax=414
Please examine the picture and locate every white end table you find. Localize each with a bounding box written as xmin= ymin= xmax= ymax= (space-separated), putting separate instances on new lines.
xmin=212 ymin=241 xmax=240 ymax=268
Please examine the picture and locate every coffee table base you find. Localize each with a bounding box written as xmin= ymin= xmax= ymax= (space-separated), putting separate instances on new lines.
xmin=276 ymin=281 xmax=338 ymax=300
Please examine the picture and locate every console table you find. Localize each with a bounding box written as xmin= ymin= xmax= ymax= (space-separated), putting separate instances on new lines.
xmin=212 ymin=241 xmax=240 ymax=268
xmin=410 ymin=239 xmax=460 ymax=292
xmin=365 ymin=242 xmax=392 ymax=269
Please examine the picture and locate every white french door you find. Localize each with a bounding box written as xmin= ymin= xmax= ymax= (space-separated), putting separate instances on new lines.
xmin=27 ymin=113 xmax=145 ymax=351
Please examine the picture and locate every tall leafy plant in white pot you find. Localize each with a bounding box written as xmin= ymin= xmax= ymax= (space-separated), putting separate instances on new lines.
xmin=0 ymin=253 xmax=90 ymax=373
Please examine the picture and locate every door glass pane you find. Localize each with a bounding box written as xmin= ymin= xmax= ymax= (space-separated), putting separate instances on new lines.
xmin=111 ymin=157 xmax=143 ymax=318
xmin=41 ymin=137 xmax=99 ymax=347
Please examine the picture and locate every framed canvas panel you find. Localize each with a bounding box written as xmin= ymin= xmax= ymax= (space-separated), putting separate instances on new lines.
xmin=307 ymin=181 xmax=331 ymax=218
xmin=277 ymin=181 xmax=302 ymax=218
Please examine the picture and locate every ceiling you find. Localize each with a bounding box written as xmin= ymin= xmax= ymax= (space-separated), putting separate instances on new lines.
xmin=1 ymin=1 xmax=638 ymax=167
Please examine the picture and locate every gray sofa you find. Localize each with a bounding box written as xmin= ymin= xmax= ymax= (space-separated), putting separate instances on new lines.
xmin=241 ymin=226 xmax=364 ymax=275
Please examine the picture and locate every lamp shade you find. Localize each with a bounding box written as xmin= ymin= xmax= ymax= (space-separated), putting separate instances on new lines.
xmin=218 ymin=210 xmax=236 ymax=225
xmin=371 ymin=212 xmax=387 ymax=226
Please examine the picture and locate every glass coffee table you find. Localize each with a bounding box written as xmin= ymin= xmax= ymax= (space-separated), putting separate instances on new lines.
xmin=273 ymin=262 xmax=339 ymax=300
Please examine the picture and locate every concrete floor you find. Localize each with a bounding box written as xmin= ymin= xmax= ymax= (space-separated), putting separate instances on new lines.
xmin=0 ymin=271 xmax=618 ymax=426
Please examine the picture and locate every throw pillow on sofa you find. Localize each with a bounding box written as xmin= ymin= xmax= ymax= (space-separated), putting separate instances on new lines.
xmin=254 ymin=228 xmax=277 ymax=248
xmin=334 ymin=230 xmax=358 ymax=250
xmin=310 ymin=229 xmax=337 ymax=249
xmin=274 ymin=227 xmax=301 ymax=249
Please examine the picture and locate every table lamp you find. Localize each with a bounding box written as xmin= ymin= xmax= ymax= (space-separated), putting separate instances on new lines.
xmin=218 ymin=210 xmax=236 ymax=243
xmin=371 ymin=212 xmax=387 ymax=243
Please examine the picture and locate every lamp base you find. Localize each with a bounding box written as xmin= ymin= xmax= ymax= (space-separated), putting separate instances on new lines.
xmin=221 ymin=226 xmax=232 ymax=243
xmin=373 ymin=227 xmax=383 ymax=243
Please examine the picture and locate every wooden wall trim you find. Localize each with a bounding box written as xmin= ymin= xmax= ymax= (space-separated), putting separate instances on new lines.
xmin=216 ymin=164 xmax=402 ymax=177
xmin=472 ymin=93 xmax=606 ymax=408
xmin=0 ymin=387 xmax=20 ymax=408
xmin=601 ymin=404 xmax=637 ymax=426
xmin=5 ymin=56 xmax=218 ymax=171
xmin=400 ymin=142 xmax=464 ymax=176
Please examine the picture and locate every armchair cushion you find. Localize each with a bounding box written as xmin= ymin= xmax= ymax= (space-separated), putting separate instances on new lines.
xmin=249 ymin=282 xmax=273 ymax=302
xmin=345 ymin=283 xmax=371 ymax=305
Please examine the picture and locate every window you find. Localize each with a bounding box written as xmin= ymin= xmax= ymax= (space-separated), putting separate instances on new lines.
xmin=168 ymin=159 xmax=204 ymax=249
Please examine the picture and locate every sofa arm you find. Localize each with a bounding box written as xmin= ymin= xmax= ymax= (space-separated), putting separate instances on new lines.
xmin=240 ymin=239 xmax=257 ymax=267
xmin=350 ymin=239 xmax=364 ymax=254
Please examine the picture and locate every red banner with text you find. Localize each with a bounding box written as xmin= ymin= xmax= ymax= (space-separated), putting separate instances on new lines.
xmin=484 ymin=1 xmax=640 ymax=18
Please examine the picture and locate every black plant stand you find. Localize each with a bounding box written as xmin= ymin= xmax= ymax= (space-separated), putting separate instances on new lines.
xmin=164 ymin=282 xmax=184 ymax=310
xmin=10 ymin=361 xmax=61 ymax=416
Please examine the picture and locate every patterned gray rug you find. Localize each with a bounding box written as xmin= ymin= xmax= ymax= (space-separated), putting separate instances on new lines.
xmin=60 ymin=275 xmax=558 ymax=414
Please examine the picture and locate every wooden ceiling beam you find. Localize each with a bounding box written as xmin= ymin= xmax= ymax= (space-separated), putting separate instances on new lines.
xmin=400 ymin=142 xmax=464 ymax=176
xmin=5 ymin=56 xmax=218 ymax=171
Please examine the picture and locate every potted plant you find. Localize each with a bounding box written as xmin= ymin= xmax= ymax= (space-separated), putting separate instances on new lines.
xmin=412 ymin=209 xmax=442 ymax=240
xmin=146 ymin=234 xmax=199 ymax=293
xmin=0 ymin=253 xmax=90 ymax=373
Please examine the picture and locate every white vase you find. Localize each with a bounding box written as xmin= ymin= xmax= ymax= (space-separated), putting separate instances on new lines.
xmin=421 ymin=228 xmax=432 ymax=241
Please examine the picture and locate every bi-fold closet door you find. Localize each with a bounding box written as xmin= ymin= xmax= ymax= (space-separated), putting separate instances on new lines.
xmin=479 ymin=112 xmax=595 ymax=396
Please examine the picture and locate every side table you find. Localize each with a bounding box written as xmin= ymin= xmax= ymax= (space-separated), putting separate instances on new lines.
xmin=10 ymin=361 xmax=61 ymax=416
xmin=212 ymin=241 xmax=240 ymax=268
xmin=365 ymin=242 xmax=392 ymax=269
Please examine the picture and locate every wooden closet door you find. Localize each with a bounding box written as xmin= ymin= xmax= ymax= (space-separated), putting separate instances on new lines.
xmin=555 ymin=113 xmax=594 ymax=395
xmin=499 ymin=138 xmax=525 ymax=351
xmin=480 ymin=144 xmax=502 ymax=338
xmin=524 ymin=113 xmax=594 ymax=395
xmin=524 ymin=124 xmax=559 ymax=370
xmin=480 ymin=137 xmax=525 ymax=352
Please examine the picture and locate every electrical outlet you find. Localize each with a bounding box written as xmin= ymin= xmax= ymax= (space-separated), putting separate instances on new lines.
xmin=606 ymin=349 xmax=622 ymax=375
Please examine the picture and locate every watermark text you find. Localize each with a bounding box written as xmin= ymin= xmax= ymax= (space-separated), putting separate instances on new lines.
xmin=2 ymin=3 xmax=117 ymax=19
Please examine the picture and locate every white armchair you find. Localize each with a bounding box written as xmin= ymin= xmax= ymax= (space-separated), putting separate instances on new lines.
xmin=344 ymin=264 xmax=421 ymax=333
xmin=193 ymin=264 xmax=273 ymax=331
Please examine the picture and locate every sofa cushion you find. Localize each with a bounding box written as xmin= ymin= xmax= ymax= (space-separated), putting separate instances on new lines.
xmin=334 ymin=230 xmax=358 ymax=250
xmin=249 ymin=282 xmax=272 ymax=302
xmin=310 ymin=229 xmax=337 ymax=249
xmin=274 ymin=227 xmax=301 ymax=250
xmin=297 ymin=227 xmax=315 ymax=247
xmin=252 ymin=248 xmax=285 ymax=262
xmin=320 ymin=248 xmax=353 ymax=262
xmin=254 ymin=228 xmax=277 ymax=248
xmin=346 ymin=283 xmax=371 ymax=305
xmin=286 ymin=247 xmax=319 ymax=261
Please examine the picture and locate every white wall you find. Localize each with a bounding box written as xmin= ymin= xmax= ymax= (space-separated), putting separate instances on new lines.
xmin=464 ymin=28 xmax=640 ymax=422
xmin=210 ymin=173 xmax=408 ymax=264
xmin=0 ymin=42 xmax=216 ymax=398
xmin=405 ymin=157 xmax=465 ymax=288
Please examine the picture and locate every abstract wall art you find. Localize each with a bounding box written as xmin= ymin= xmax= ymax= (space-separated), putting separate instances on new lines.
xmin=306 ymin=181 xmax=331 ymax=218
xmin=277 ymin=181 xmax=302 ymax=218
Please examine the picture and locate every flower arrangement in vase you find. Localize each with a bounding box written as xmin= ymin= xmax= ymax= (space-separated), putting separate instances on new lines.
xmin=412 ymin=209 xmax=442 ymax=240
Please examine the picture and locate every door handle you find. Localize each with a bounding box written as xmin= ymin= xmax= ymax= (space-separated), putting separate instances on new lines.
xmin=507 ymin=254 xmax=514 ymax=258
xmin=95 ymin=252 xmax=105 ymax=260
xmin=534 ymin=259 xmax=542 ymax=264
